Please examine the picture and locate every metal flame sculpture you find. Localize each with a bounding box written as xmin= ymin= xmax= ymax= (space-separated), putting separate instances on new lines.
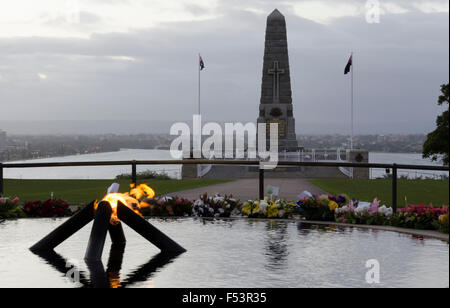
xmin=30 ymin=184 xmax=186 ymax=262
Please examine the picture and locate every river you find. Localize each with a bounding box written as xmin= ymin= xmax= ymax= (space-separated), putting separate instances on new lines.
xmin=2 ymin=149 xmax=447 ymax=180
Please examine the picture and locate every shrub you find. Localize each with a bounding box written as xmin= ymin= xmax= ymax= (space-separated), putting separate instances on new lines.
xmin=241 ymin=198 xmax=295 ymax=219
xmin=140 ymin=196 xmax=192 ymax=217
xmin=0 ymin=197 xmax=25 ymax=219
xmin=335 ymin=199 xmax=393 ymax=225
xmin=115 ymin=170 xmax=171 ymax=180
xmin=22 ymin=199 xmax=71 ymax=218
xmin=295 ymin=194 xmax=349 ymax=221
xmin=391 ymin=204 xmax=449 ymax=230
xmin=192 ymin=194 xmax=241 ymax=218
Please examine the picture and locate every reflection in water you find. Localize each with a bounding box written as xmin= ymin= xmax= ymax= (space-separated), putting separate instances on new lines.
xmin=264 ymin=221 xmax=289 ymax=270
xmin=120 ymin=253 xmax=181 ymax=288
xmin=297 ymin=223 xmax=352 ymax=236
xmin=32 ymin=250 xmax=91 ymax=288
xmin=7 ymin=219 xmax=447 ymax=288
xmin=296 ymin=222 xmax=312 ymax=235
xmin=297 ymin=223 xmax=332 ymax=235
xmin=195 ymin=217 xmax=235 ymax=228
xmin=33 ymin=245 xmax=181 ymax=288
xmin=410 ymin=235 xmax=426 ymax=247
xmin=106 ymin=243 xmax=126 ymax=288
xmin=86 ymin=260 xmax=109 ymax=288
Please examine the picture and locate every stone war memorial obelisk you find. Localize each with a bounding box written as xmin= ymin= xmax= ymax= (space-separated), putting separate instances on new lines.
xmin=257 ymin=9 xmax=299 ymax=152
xmin=182 ymin=9 xmax=369 ymax=180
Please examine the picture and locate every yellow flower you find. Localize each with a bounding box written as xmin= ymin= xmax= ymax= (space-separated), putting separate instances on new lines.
xmin=328 ymin=201 xmax=339 ymax=211
xmin=439 ymin=214 xmax=449 ymax=224
xmin=267 ymin=205 xmax=279 ymax=218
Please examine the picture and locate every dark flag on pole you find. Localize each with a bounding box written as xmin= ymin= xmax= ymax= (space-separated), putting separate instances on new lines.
xmin=344 ymin=55 xmax=352 ymax=74
xmin=199 ymin=56 xmax=205 ymax=70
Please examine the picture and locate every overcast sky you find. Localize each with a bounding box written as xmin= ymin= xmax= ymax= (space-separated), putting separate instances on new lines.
xmin=0 ymin=0 xmax=448 ymax=135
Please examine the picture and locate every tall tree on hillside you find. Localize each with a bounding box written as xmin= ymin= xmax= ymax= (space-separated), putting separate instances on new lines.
xmin=423 ymin=84 xmax=449 ymax=165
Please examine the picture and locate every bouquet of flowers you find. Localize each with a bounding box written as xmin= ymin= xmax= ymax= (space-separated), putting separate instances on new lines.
xmin=22 ymin=199 xmax=71 ymax=218
xmin=335 ymin=198 xmax=393 ymax=225
xmin=295 ymin=194 xmax=349 ymax=221
xmin=0 ymin=197 xmax=25 ymax=219
xmin=240 ymin=198 xmax=295 ymax=219
xmin=192 ymin=194 xmax=241 ymax=218
xmin=439 ymin=213 xmax=449 ymax=234
xmin=140 ymin=196 xmax=193 ymax=217
xmin=391 ymin=204 xmax=449 ymax=231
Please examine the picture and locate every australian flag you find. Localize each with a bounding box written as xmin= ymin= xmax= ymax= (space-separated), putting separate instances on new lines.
xmin=199 ymin=56 xmax=205 ymax=70
xmin=344 ymin=55 xmax=352 ymax=74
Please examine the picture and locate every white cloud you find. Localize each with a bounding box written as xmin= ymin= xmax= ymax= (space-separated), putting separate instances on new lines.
xmin=0 ymin=0 xmax=219 ymax=38
xmin=292 ymin=1 xmax=362 ymax=24
xmin=0 ymin=0 xmax=447 ymax=37
xmin=0 ymin=1 xmax=448 ymax=134
xmin=413 ymin=1 xmax=449 ymax=13
xmin=108 ymin=55 xmax=137 ymax=62
xmin=382 ymin=3 xmax=410 ymax=15
xmin=38 ymin=73 xmax=48 ymax=80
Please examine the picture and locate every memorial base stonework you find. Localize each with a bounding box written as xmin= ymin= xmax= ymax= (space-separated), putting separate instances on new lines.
xmin=346 ymin=149 xmax=370 ymax=179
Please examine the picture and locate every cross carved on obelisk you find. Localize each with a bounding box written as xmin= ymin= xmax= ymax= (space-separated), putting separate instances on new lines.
xmin=268 ymin=61 xmax=285 ymax=103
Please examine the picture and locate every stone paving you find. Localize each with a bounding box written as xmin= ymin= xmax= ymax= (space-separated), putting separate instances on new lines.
xmin=168 ymin=178 xmax=326 ymax=201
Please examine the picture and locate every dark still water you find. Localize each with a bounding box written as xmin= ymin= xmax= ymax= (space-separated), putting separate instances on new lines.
xmin=0 ymin=218 xmax=448 ymax=288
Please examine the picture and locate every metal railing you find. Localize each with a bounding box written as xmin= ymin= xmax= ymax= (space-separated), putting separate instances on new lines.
xmin=1 ymin=160 xmax=448 ymax=213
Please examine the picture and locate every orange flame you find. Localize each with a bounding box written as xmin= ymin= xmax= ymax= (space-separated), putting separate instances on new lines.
xmin=96 ymin=184 xmax=156 ymax=225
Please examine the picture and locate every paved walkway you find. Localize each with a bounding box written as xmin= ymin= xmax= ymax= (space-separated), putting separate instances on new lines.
xmin=169 ymin=178 xmax=326 ymax=201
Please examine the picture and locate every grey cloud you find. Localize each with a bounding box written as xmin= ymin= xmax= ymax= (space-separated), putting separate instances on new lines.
xmin=0 ymin=6 xmax=448 ymax=135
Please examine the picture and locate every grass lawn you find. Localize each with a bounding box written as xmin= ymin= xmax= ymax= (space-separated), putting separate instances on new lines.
xmin=309 ymin=178 xmax=449 ymax=207
xmin=3 ymin=179 xmax=231 ymax=205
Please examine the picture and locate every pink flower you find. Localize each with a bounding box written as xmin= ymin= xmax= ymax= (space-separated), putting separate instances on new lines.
xmin=348 ymin=200 xmax=355 ymax=212
xmin=369 ymin=198 xmax=380 ymax=216
xmin=12 ymin=197 xmax=19 ymax=204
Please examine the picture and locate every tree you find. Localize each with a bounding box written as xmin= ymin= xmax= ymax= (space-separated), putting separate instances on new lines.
xmin=423 ymin=84 xmax=449 ymax=165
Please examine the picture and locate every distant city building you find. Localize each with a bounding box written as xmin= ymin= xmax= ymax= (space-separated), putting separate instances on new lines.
xmin=0 ymin=130 xmax=7 ymax=150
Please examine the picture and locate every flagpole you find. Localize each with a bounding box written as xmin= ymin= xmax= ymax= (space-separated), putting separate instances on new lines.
xmin=198 ymin=53 xmax=201 ymax=115
xmin=350 ymin=51 xmax=354 ymax=150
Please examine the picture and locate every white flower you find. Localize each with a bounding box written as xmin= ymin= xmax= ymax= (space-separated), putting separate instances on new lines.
xmin=386 ymin=208 xmax=393 ymax=216
xmin=213 ymin=196 xmax=224 ymax=203
xmin=259 ymin=200 xmax=268 ymax=212
xmin=336 ymin=206 xmax=348 ymax=215
xmin=378 ymin=205 xmax=393 ymax=217
xmin=194 ymin=200 xmax=204 ymax=206
xmin=355 ymin=202 xmax=371 ymax=215
xmin=259 ymin=200 xmax=268 ymax=207
xmin=231 ymin=208 xmax=240 ymax=216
